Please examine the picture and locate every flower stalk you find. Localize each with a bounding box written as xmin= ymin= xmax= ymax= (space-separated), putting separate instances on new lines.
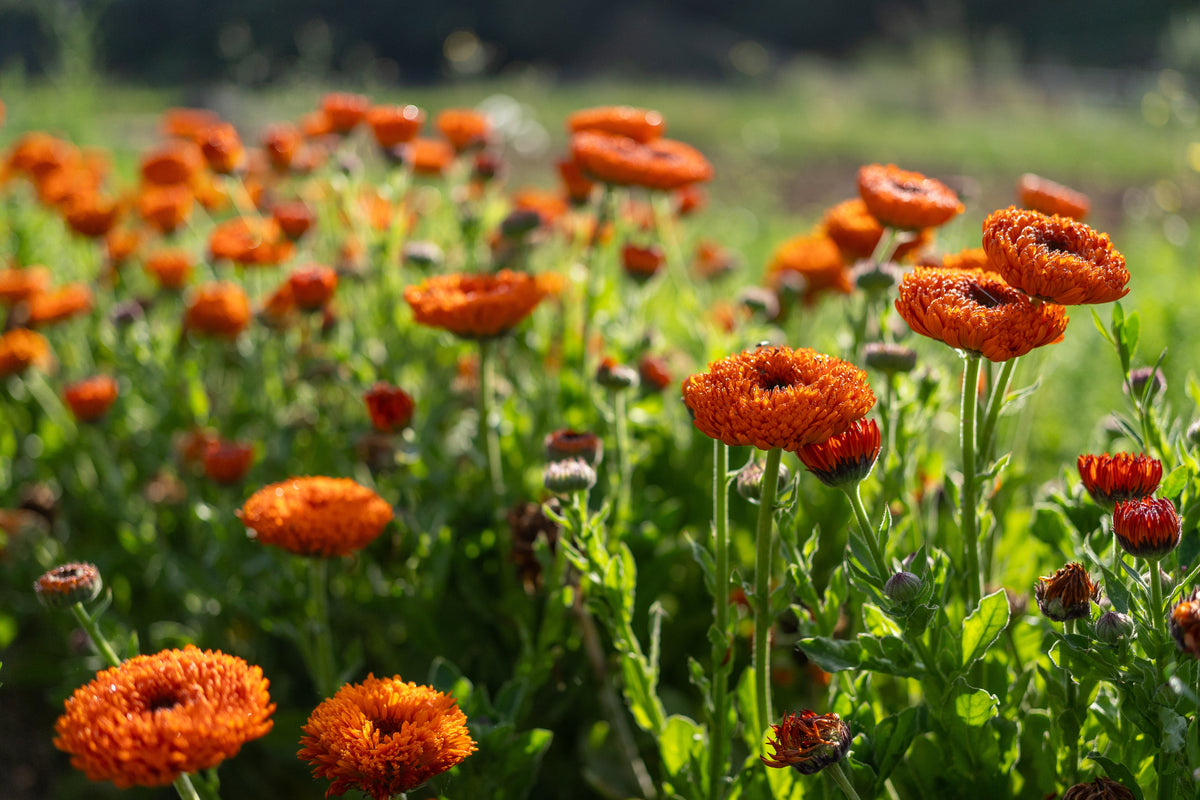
xmin=709 ymin=440 xmax=731 ymax=800
xmin=478 ymin=337 xmax=505 ymax=496
xmin=960 ymin=353 xmax=983 ymax=611
xmin=753 ymin=446 xmax=783 ymax=733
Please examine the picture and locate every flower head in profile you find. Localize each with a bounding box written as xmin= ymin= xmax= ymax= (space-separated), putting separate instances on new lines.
xmin=0 ymin=328 xmax=53 ymax=377
xmin=570 ymin=131 xmax=712 ymax=191
xmin=1113 ymin=497 xmax=1181 ymax=560
xmin=321 ymin=92 xmax=371 ymax=133
xmin=54 ymin=646 xmax=274 ymax=788
xmin=567 ymin=105 xmax=666 ymax=142
xmin=1061 ymin=777 xmax=1136 ymax=800
xmin=366 ymin=104 xmax=425 ymax=149
xmin=363 ymin=382 xmax=416 ymax=433
xmin=681 ymin=345 xmax=875 ymax=452
xmin=797 ymin=418 xmax=882 ymax=489
xmin=63 ymin=375 xmax=119 ymax=422
xmin=822 ymin=198 xmax=930 ymax=262
xmin=761 ymin=710 xmax=852 ymax=775
xmin=34 ymin=562 xmax=103 ymax=608
xmin=199 ymin=121 xmax=245 ymax=175
xmin=261 ymin=123 xmax=302 ymax=171
xmin=202 ymin=439 xmax=256 ymax=485
xmin=894 ymin=267 xmax=1068 ymax=362
xmin=1017 ymin=173 xmax=1090 ymax=220
xmin=288 ymin=264 xmax=339 ymax=311
xmin=184 ymin=282 xmax=251 ymax=339
xmin=1035 ymin=562 xmax=1101 ymax=622
xmin=1077 ymin=452 xmax=1162 ymax=511
xmin=298 ymin=674 xmax=476 ymax=799
xmin=1170 ymin=589 xmax=1200 ymax=659
xmin=0 ymin=266 xmax=51 ymax=305
xmin=982 ymin=207 xmax=1128 ymax=305
xmin=239 ymin=476 xmax=394 ymax=557
xmin=857 ymin=163 xmax=964 ymax=230
xmin=545 ymin=429 xmax=603 ymax=465
xmin=436 ymin=108 xmax=491 ymax=151
xmin=404 ymin=270 xmax=553 ymax=339
xmin=27 ymin=283 xmax=94 ymax=327
xmin=767 ymin=233 xmax=851 ymax=305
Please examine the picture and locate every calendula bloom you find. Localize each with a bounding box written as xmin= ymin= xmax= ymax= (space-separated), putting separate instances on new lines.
xmin=1035 ymin=562 xmax=1101 ymax=622
xmin=545 ymin=429 xmax=603 ymax=465
xmin=363 ymin=382 xmax=416 ymax=432
xmin=761 ymin=710 xmax=852 ymax=775
xmin=682 ymin=345 xmax=876 ymax=452
xmin=299 ymin=674 xmax=476 ymax=799
xmin=981 ymin=207 xmax=1128 ymax=305
xmin=239 ymin=476 xmax=394 ymax=557
xmin=184 ymin=282 xmax=251 ymax=339
xmin=639 ymin=355 xmax=672 ymax=392
xmin=403 ymin=137 xmax=455 ymax=176
xmin=63 ymin=193 xmax=120 ymax=238
xmin=821 ymin=198 xmax=930 ymax=262
xmin=1112 ymin=497 xmax=1181 ymax=559
xmin=54 ymin=646 xmax=274 ymax=788
xmin=557 ymin=156 xmax=595 ymax=204
xmin=894 ymin=267 xmax=1068 ymax=362
xmin=34 ymin=562 xmax=103 ymax=608
xmin=1077 ymin=452 xmax=1162 ymax=511
xmin=208 ymin=217 xmax=291 ymax=266
xmin=261 ymin=122 xmax=302 ymax=171
xmin=621 ymin=242 xmax=665 ymax=281
xmin=1170 ymin=589 xmax=1200 ymax=658
xmin=137 ymin=183 xmax=194 ymax=233
xmin=140 ymin=140 xmax=205 ymax=186
xmin=0 ymin=328 xmax=52 ymax=377
xmin=435 ymin=107 xmax=491 ymax=151
xmin=922 ymin=246 xmax=1002 ymax=274
xmin=567 ymin=105 xmax=666 ymax=142
xmin=767 ymin=233 xmax=851 ymax=304
xmin=321 ymin=92 xmax=371 ymax=133
xmin=857 ymin=163 xmax=964 ymax=230
xmin=1017 ymin=173 xmax=1090 ymax=220
xmin=0 ymin=266 xmax=51 ymax=305
xmin=288 ymin=264 xmax=338 ymax=311
xmin=7 ymin=132 xmax=75 ymax=179
xmin=144 ymin=249 xmax=193 ymax=291
xmin=27 ymin=283 xmax=94 ymax=327
xmin=404 ymin=270 xmax=553 ymax=338
xmin=199 ymin=122 xmax=245 ymax=174
xmin=365 ymin=104 xmax=425 ymax=149
xmin=63 ymin=375 xmax=119 ymax=422
xmin=105 ymin=228 xmax=142 ymax=268
xmin=571 ymin=131 xmax=713 ymax=191
xmin=202 ymin=439 xmax=256 ymax=485
xmin=797 ymin=418 xmax=882 ymax=488
xmin=1061 ymin=777 xmax=1136 ymax=800
xmin=161 ymin=107 xmax=221 ymax=142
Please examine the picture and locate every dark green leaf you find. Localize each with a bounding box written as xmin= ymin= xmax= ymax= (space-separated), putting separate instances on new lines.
xmin=961 ymin=589 xmax=1010 ymax=668
xmin=1085 ymin=752 xmax=1145 ymax=800
xmin=798 ymin=636 xmax=862 ymax=672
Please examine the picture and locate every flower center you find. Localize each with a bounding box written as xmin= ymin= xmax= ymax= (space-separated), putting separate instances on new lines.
xmin=966 ymin=283 xmax=1004 ymax=309
xmin=146 ymin=692 xmax=181 ymax=712
xmin=1038 ymin=233 xmax=1076 ymax=255
xmin=890 ymin=180 xmax=923 ymax=194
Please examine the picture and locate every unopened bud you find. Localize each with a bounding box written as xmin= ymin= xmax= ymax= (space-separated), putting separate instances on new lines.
xmin=1094 ymin=611 xmax=1134 ymax=644
xmin=884 ymin=571 xmax=922 ymax=604
xmin=864 ymin=343 xmax=918 ymax=375
xmin=736 ymin=458 xmax=792 ymax=502
xmin=543 ymin=457 xmax=597 ymax=494
xmin=34 ymin=562 xmax=103 ymax=609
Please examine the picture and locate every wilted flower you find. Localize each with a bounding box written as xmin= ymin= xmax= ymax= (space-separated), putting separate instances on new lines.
xmin=239 ymin=476 xmax=394 ymax=557
xmin=761 ymin=710 xmax=852 ymax=775
xmin=1112 ymin=497 xmax=1181 ymax=560
xmin=1061 ymin=776 xmax=1136 ymax=800
xmin=1077 ymin=453 xmax=1162 ymax=511
xmin=857 ymin=163 xmax=963 ymax=230
xmin=1035 ymin=562 xmax=1100 ymax=622
xmin=797 ymin=418 xmax=882 ymax=488
xmin=34 ymin=562 xmax=103 ymax=608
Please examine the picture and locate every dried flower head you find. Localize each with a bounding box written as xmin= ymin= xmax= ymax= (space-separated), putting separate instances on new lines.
xmin=1035 ymin=562 xmax=1101 ymax=622
xmin=185 ymin=282 xmax=251 ymax=339
xmin=895 ymin=267 xmax=1068 ymax=362
xmin=298 ymin=674 xmax=476 ymax=799
xmin=239 ymin=476 xmax=394 ymax=557
xmin=0 ymin=328 xmax=52 ymax=377
xmin=404 ymin=270 xmax=552 ymax=339
xmin=63 ymin=375 xmax=119 ymax=422
xmin=436 ymin=108 xmax=491 ymax=151
xmin=363 ymin=382 xmax=416 ymax=433
xmin=767 ymin=234 xmax=852 ymax=304
xmin=857 ymin=164 xmax=964 ymax=230
xmin=568 ymin=106 xmax=666 ymax=142
xmin=508 ymin=501 xmax=560 ymax=591
xmin=1112 ymin=497 xmax=1181 ymax=560
xmin=1077 ymin=453 xmax=1163 ymax=511
xmin=761 ymin=710 xmax=852 ymax=775
xmin=797 ymin=418 xmax=882 ymax=489
xmin=682 ymin=345 xmax=875 ymax=452
xmin=34 ymin=562 xmax=103 ymax=608
xmin=1061 ymin=776 xmax=1136 ymax=800
xmin=54 ymin=646 xmax=274 ymax=788
xmin=570 ymin=131 xmax=713 ymax=191
xmin=982 ymin=207 xmax=1128 ymax=305
xmin=1017 ymin=173 xmax=1090 ymax=220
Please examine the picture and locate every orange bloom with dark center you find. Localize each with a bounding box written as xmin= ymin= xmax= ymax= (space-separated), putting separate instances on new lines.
xmin=202 ymin=439 xmax=256 ymax=484
xmin=894 ymin=267 xmax=1068 ymax=362
xmin=298 ymin=674 xmax=476 ymax=799
xmin=1171 ymin=589 xmax=1200 ymax=659
xmin=34 ymin=562 xmax=103 ymax=608
xmin=404 ymin=138 xmax=455 ymax=176
xmin=54 ymin=646 xmax=274 ymax=788
xmin=184 ymin=282 xmax=251 ymax=339
xmin=0 ymin=266 xmax=51 ymax=305
xmin=435 ymin=108 xmax=491 ymax=151
xmin=161 ymin=107 xmax=222 ymax=142
xmin=261 ymin=123 xmax=302 ymax=171
xmin=982 ymin=207 xmax=1128 ymax=305
xmin=1076 ymin=452 xmax=1162 ymax=511
xmin=681 ymin=345 xmax=876 ymax=452
xmin=27 ymin=283 xmax=93 ymax=327
xmin=63 ymin=375 xmax=119 ymax=422
xmin=321 ymin=92 xmax=371 ymax=133
xmin=1035 ymin=562 xmax=1100 ymax=622
xmin=145 ymin=250 xmax=193 ymax=291
xmin=366 ymin=104 xmax=425 ymax=149
xmin=0 ymin=328 xmax=52 ymax=377
xmin=797 ymin=418 xmax=882 ymax=488
xmin=64 ymin=193 xmax=121 ymax=238
xmin=138 ymin=183 xmax=194 ymax=233
xmin=404 ymin=270 xmax=553 ymax=338
xmin=140 ymin=141 xmax=205 ymax=186
xmin=272 ymin=199 xmax=316 ymax=240
xmin=1018 ymin=173 xmax=1090 ymax=220
xmin=363 ymin=383 xmax=416 ymax=433
xmin=200 ymin=122 xmax=245 ymax=175
xmin=1113 ymin=497 xmax=1181 ymax=559
xmin=857 ymin=163 xmax=964 ymax=230
xmin=928 ymin=246 xmax=1000 ymax=274
xmin=767 ymin=233 xmax=851 ymax=304
xmin=821 ymin=198 xmax=930 ymax=262
xmin=621 ymin=242 xmax=665 ymax=281
xmin=761 ymin=710 xmax=852 ymax=775
xmin=512 ymin=188 xmax=569 ymax=227
xmin=288 ymin=264 xmax=338 ymax=310
xmin=238 ymin=476 xmax=394 ymax=557
xmin=567 ymin=106 xmax=666 ymax=142
xmin=571 ymin=132 xmax=713 ymax=191
xmin=7 ymin=132 xmax=76 ymax=179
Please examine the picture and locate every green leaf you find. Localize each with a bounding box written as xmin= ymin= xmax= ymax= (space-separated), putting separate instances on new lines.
xmin=1091 ymin=308 xmax=1115 ymax=346
xmin=1099 ymin=563 xmax=1132 ymax=614
xmin=798 ymin=636 xmax=863 ymax=672
xmin=862 ymin=604 xmax=901 ymax=638
xmin=954 ymin=688 xmax=999 ymax=726
xmin=659 ymin=714 xmax=706 ymax=781
xmin=961 ymin=589 xmax=1010 ymax=667
xmin=1085 ymin=752 xmax=1145 ymax=800
xmin=1159 ymin=707 xmax=1188 ymax=754
xmin=870 ymin=707 xmax=921 ymax=788
xmin=1121 ymin=309 xmax=1141 ymax=358
xmin=1160 ymin=465 xmax=1192 ymax=500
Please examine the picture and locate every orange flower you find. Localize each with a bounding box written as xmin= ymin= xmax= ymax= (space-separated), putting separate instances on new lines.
xmin=436 ymin=107 xmax=491 ymax=151
xmin=259 ymin=281 xmax=296 ymax=328
xmin=567 ymin=105 xmax=666 ymax=142
xmin=7 ymin=132 xmax=76 ymax=179
xmin=0 ymin=328 xmax=52 ymax=377
xmin=363 ymin=382 xmax=416 ymax=432
xmin=557 ymin=156 xmax=595 ymax=204
xmin=27 ymin=283 xmax=93 ymax=327
xmin=300 ymin=110 xmax=335 ymax=139
xmin=137 ymin=183 xmax=194 ymax=233
xmin=271 ymin=199 xmax=316 ymax=240
xmin=1017 ymin=173 xmax=1090 ymax=220
xmin=857 ymin=163 xmax=964 ymax=230
xmin=161 ymin=107 xmax=222 ymax=142
xmin=0 ymin=266 xmax=51 ymax=305
xmin=404 ymin=137 xmax=455 ymax=176
xmin=693 ymin=239 xmax=737 ymax=280
xmin=1077 ymin=452 xmax=1162 ymax=511
xmin=261 ymin=123 xmax=302 ymax=171
xmin=199 ymin=122 xmax=245 ymax=175
xmin=366 ymin=104 xmax=426 ymax=149
xmin=621 ymin=241 xmax=665 ymax=281
xmin=145 ymin=249 xmax=193 ymax=291
xmin=298 ymin=674 xmax=476 ymax=799
xmin=54 ymin=646 xmax=274 ymax=788
xmin=570 ymin=131 xmax=713 ymax=191
xmin=287 ymin=264 xmax=338 ymax=310
xmin=202 ymin=439 xmax=256 ymax=484
xmin=238 ymin=476 xmax=394 ymax=557
xmin=981 ymin=206 xmax=1129 ymax=305
xmin=184 ymin=282 xmax=251 ymax=339
xmin=321 ymin=92 xmax=371 ymax=133
xmin=404 ymin=270 xmax=553 ymax=338
xmin=140 ymin=140 xmax=205 ymax=186
xmin=821 ymin=198 xmax=931 ymax=262
xmin=681 ymin=345 xmax=876 ymax=452
xmin=638 ymin=355 xmax=672 ymax=392
xmin=1171 ymin=589 xmax=1200 ymax=659
xmin=208 ymin=216 xmax=291 ymax=266
xmin=894 ymin=267 xmax=1068 ymax=362
xmin=1113 ymin=497 xmax=1180 ymax=559
xmin=761 ymin=710 xmax=852 ymax=775
xmin=767 ymin=233 xmax=852 ymax=304
xmin=105 ymin=228 xmax=142 ymax=268
xmin=797 ymin=418 xmax=882 ymax=488
xmin=512 ymin=188 xmax=569 ymax=227
xmin=928 ymin=246 xmax=1000 ymax=274
xmin=63 ymin=375 xmax=119 ymax=422
xmin=1035 ymin=562 xmax=1100 ymax=622
xmin=63 ymin=193 xmax=121 ymax=238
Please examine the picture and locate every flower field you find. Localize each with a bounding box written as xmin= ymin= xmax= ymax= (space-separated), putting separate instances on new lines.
xmin=2 ymin=78 xmax=1200 ymax=800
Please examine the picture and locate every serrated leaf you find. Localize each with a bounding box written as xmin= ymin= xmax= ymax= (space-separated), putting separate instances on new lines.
xmin=954 ymin=688 xmax=999 ymax=726
xmin=798 ymin=636 xmax=862 ymax=672
xmin=961 ymin=589 xmax=1010 ymax=667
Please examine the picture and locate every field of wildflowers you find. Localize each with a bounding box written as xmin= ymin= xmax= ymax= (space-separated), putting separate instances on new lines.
xmin=1 ymin=82 xmax=1200 ymax=800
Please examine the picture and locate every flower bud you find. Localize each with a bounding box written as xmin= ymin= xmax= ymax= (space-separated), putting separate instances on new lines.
xmin=1094 ymin=610 xmax=1134 ymax=644
xmin=1171 ymin=589 xmax=1200 ymax=658
xmin=1187 ymin=419 xmax=1200 ymax=448
xmin=543 ymin=458 xmax=597 ymax=494
xmin=1112 ymin=497 xmax=1181 ymax=559
xmin=851 ymin=260 xmax=901 ymax=292
xmin=796 ymin=418 xmax=881 ymax=489
xmin=863 ymin=343 xmax=917 ymax=375
xmin=34 ymin=562 xmax=103 ymax=609
xmin=1127 ymin=366 xmax=1166 ymax=399
xmin=1061 ymin=776 xmax=1136 ymax=800
xmin=736 ymin=458 xmax=792 ymax=502
xmin=596 ymin=357 xmax=639 ymax=390
xmin=403 ymin=241 xmax=443 ymax=269
xmin=1034 ymin=562 xmax=1100 ymax=623
xmin=884 ymin=571 xmax=922 ymax=604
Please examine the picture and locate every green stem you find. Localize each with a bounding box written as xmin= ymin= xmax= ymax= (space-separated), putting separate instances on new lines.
xmin=826 ymin=760 xmax=864 ymax=800
xmin=753 ymin=447 xmax=783 ymax=735
xmin=70 ymin=602 xmax=122 ymax=668
xmin=1063 ymin=619 xmax=1079 ymax=785
xmin=308 ymin=558 xmax=337 ymax=698
xmin=844 ymin=482 xmax=886 ymax=581
xmin=709 ymin=441 xmax=731 ymax=800
xmin=478 ymin=338 xmax=505 ymax=496
xmin=1150 ymin=558 xmax=1166 ymax=636
xmin=960 ymin=354 xmax=983 ymax=612
xmin=976 ymin=356 xmax=1018 ymax=469
xmin=611 ymin=388 xmax=632 ymax=533
xmin=579 ymin=184 xmax=614 ymax=385
xmin=172 ymin=773 xmax=204 ymax=800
